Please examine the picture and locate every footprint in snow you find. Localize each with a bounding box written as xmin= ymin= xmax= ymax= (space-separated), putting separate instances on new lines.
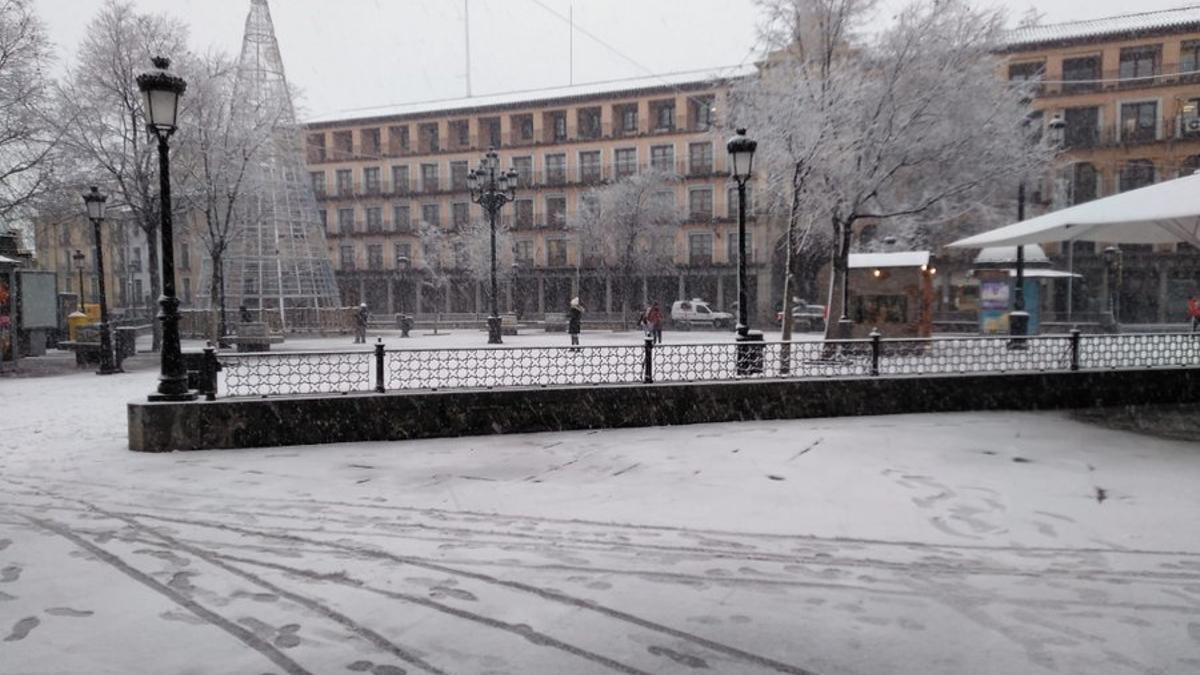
xmin=45 ymin=607 xmax=94 ymax=618
xmin=4 ymin=616 xmax=39 ymax=641
xmin=0 ymin=565 xmax=21 ymax=583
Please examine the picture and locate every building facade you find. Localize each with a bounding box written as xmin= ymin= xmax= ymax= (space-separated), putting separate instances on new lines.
xmin=302 ymin=70 xmax=773 ymax=321
xmin=1001 ymin=7 xmax=1200 ymax=322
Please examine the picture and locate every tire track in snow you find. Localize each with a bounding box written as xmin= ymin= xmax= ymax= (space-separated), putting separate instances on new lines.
xmin=17 ymin=514 xmax=314 ymax=675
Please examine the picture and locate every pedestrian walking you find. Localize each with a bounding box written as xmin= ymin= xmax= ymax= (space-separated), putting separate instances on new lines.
xmin=1189 ymin=295 xmax=1200 ymax=332
xmin=354 ymin=302 xmax=369 ymax=343
xmin=238 ymin=305 xmax=252 ymax=323
xmin=646 ymin=301 xmax=663 ymax=344
xmin=568 ymin=297 xmax=584 ymax=349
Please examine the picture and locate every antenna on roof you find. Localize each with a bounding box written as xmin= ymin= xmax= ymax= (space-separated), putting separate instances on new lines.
xmin=464 ymin=0 xmax=472 ymax=97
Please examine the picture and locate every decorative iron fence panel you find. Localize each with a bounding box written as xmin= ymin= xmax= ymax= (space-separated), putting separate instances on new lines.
xmin=1080 ymin=333 xmax=1200 ymax=370
xmin=385 ymin=344 xmax=645 ymax=390
xmin=876 ymin=336 xmax=1072 ymax=376
xmin=654 ymin=340 xmax=874 ymax=381
xmin=222 ymin=350 xmax=374 ymax=397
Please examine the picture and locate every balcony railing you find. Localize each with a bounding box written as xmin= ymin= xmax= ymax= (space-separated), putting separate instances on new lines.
xmin=1062 ymin=117 xmax=1200 ymax=150
xmin=1030 ymin=63 xmax=1200 ymax=97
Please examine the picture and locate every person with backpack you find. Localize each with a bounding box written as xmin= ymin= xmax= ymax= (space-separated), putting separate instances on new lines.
xmin=568 ymin=297 xmax=584 ymax=349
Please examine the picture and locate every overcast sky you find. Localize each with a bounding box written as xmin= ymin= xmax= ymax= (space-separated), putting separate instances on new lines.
xmin=34 ymin=0 xmax=1198 ymax=120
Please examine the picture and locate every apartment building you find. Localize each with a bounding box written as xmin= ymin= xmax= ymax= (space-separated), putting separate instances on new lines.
xmin=1001 ymin=6 xmax=1200 ymax=322
xmin=302 ymin=69 xmax=769 ymax=319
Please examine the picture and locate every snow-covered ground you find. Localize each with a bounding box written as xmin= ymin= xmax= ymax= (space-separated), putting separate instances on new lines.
xmin=2 ymin=342 xmax=1200 ymax=674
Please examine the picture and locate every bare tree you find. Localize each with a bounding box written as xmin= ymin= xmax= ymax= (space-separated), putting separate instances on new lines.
xmin=736 ymin=0 xmax=1050 ymax=339
xmin=175 ymin=50 xmax=282 ymax=342
xmin=571 ymin=170 xmax=681 ymax=328
xmin=416 ymin=219 xmax=453 ymax=333
xmin=453 ymin=214 xmax=514 ymax=313
xmin=0 ymin=0 xmax=56 ymax=231
xmin=55 ymin=0 xmax=191 ymax=350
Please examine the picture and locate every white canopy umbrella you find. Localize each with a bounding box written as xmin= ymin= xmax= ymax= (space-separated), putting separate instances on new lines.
xmin=949 ymin=172 xmax=1200 ymax=249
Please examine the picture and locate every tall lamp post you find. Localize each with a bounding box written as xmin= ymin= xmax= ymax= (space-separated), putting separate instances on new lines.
xmin=72 ymin=250 xmax=86 ymax=313
xmin=1011 ymin=112 xmax=1065 ymax=348
xmin=467 ymin=148 xmax=518 ymax=344
xmin=83 ymin=187 xmax=119 ymax=374
xmin=137 ymin=56 xmax=195 ymax=401
xmin=726 ymin=128 xmax=757 ymax=340
xmin=1103 ymin=246 xmax=1123 ymax=330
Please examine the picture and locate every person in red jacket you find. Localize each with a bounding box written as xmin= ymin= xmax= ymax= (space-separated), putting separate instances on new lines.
xmin=1189 ymin=295 xmax=1200 ymax=332
xmin=645 ymin=302 xmax=663 ymax=344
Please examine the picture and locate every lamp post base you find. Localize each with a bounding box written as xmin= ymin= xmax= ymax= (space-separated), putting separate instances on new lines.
xmin=735 ymin=329 xmax=764 ymax=376
xmin=487 ymin=316 xmax=503 ymax=345
xmin=1008 ymin=310 xmax=1029 ymax=350
xmin=835 ymin=317 xmax=854 ymax=340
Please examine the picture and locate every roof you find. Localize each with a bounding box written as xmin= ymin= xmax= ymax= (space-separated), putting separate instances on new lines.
xmin=305 ymin=65 xmax=755 ymax=127
xmin=849 ymin=251 xmax=931 ymax=269
xmin=1004 ymin=6 xmax=1200 ymax=49
xmin=973 ymin=245 xmax=1050 ymax=266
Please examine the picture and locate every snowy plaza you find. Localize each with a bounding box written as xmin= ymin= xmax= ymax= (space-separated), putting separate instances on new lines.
xmin=2 ymin=332 xmax=1200 ymax=674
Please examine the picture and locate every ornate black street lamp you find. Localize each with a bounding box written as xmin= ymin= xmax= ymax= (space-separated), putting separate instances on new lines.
xmin=72 ymin=249 xmax=86 ymax=313
xmin=137 ymin=56 xmax=194 ymax=401
xmin=467 ymin=148 xmax=518 ymax=344
xmin=83 ymin=186 xmax=119 ymax=374
xmin=726 ymin=128 xmax=757 ymax=340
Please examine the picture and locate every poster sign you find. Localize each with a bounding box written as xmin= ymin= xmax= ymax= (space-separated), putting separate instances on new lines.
xmin=18 ymin=271 xmax=58 ymax=329
xmin=978 ymin=276 xmax=1011 ymax=335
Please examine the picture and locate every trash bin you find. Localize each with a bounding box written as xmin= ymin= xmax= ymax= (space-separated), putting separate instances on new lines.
xmin=115 ymin=326 xmax=138 ymax=359
xmin=66 ymin=311 xmax=90 ymax=342
xmin=735 ymin=330 xmax=765 ymax=376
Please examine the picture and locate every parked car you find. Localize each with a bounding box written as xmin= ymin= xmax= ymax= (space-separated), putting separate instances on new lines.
xmin=776 ymin=300 xmax=827 ymax=332
xmin=670 ymin=299 xmax=734 ymax=329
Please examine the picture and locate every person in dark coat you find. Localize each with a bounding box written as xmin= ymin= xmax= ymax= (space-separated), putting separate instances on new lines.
xmin=354 ymin=303 xmax=369 ymax=343
xmin=239 ymin=305 xmax=252 ymax=323
xmin=568 ymin=297 xmax=584 ymax=348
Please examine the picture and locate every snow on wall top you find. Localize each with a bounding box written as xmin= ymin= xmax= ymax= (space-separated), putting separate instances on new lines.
xmin=1004 ymin=6 xmax=1200 ymax=50
xmin=304 ymin=65 xmax=756 ymax=127
xmin=849 ymin=251 xmax=931 ymax=269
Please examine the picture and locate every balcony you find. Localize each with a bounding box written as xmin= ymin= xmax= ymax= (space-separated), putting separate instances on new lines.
xmin=1062 ymin=118 xmax=1200 ymax=150
xmin=1038 ymin=63 xmax=1193 ymax=97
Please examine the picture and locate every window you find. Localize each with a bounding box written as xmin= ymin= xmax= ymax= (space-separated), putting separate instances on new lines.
xmin=1182 ymin=98 xmax=1200 ymax=137
xmin=616 ymin=104 xmax=638 ymax=134
xmin=392 ymin=165 xmax=409 ymax=193
xmin=338 ymin=208 xmax=354 ymax=234
xmin=1119 ymin=45 xmax=1160 ymax=83
xmin=513 ymin=114 xmax=534 ymax=141
xmin=310 ymin=171 xmax=326 ymax=197
xmin=1071 ymin=163 xmax=1099 ymax=204
xmin=1183 ymin=41 xmax=1200 ymax=80
xmin=728 ymin=186 xmax=753 ymax=218
xmin=547 ymin=239 xmax=567 ymax=266
xmin=182 ymin=277 xmax=191 ymax=304
xmin=688 ymin=233 xmax=713 ymax=266
xmin=1007 ymin=61 xmax=1044 ymax=82
xmin=1120 ymin=101 xmax=1158 ymax=143
xmin=361 ymin=128 xmax=381 ymax=157
xmin=726 ymin=230 xmax=754 ymax=264
xmin=419 ymin=122 xmax=439 ymax=153
xmin=615 ymin=148 xmax=637 ymax=178
xmin=449 ymin=120 xmax=469 ymax=148
xmin=514 ymin=240 xmax=533 ymax=265
xmin=452 ymin=202 xmax=470 ymax=228
xmin=578 ymin=107 xmax=601 ymax=139
xmin=688 ymin=143 xmax=713 ymax=175
xmin=545 ymin=154 xmax=566 ymax=185
xmin=1062 ymin=56 xmax=1101 ymax=93
xmin=332 ymin=130 xmax=353 ymax=159
xmin=1182 ymin=156 xmax=1200 ymax=177
xmin=421 ymin=163 xmax=439 ymax=192
xmin=546 ymin=196 xmax=567 ymax=228
xmin=340 ymin=244 xmax=355 ymax=270
xmin=652 ymin=101 xmax=675 ymax=130
xmin=368 ymin=244 xmax=384 ymax=270
xmin=387 ymin=125 xmax=409 ymax=155
xmin=421 ymin=203 xmax=440 ymax=226
xmin=180 ymin=243 xmax=190 ymax=270
xmin=481 ymin=117 xmax=501 ymax=148
xmin=512 ymin=156 xmax=533 ymax=187
xmin=579 ymin=151 xmax=602 ymax=183
xmin=394 ymin=243 xmax=412 ymax=266
xmin=689 ymin=188 xmax=713 ymax=221
xmin=650 ymin=145 xmax=675 ymax=172
xmin=514 ymin=199 xmax=534 ymax=228
xmin=336 ymin=169 xmax=352 ymax=197
xmin=1063 ymin=106 xmax=1100 ymax=149
xmin=690 ymin=96 xmax=715 ymax=130
xmin=1119 ymin=160 xmax=1155 ymax=192
xmin=366 ymin=207 xmax=382 ymax=233
xmin=306 ymin=133 xmax=326 ymax=162
xmin=318 ymin=209 xmax=328 ymax=233
xmin=549 ymin=111 xmax=567 ymax=141
xmin=363 ymin=167 xmax=380 ymax=195
xmin=450 ymin=161 xmax=469 ymax=191
xmin=392 ymin=204 xmax=411 ymax=231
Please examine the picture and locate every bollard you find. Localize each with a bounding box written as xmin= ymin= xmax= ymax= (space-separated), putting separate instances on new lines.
xmin=1069 ymin=329 xmax=1081 ymax=372
xmin=202 ymin=341 xmax=221 ymax=401
xmin=643 ymin=335 xmax=654 ymax=384
xmin=869 ymin=329 xmax=882 ymax=376
xmin=374 ymin=338 xmax=385 ymax=393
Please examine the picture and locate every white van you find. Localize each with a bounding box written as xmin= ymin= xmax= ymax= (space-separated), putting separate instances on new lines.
xmin=670 ymin=299 xmax=734 ymax=330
